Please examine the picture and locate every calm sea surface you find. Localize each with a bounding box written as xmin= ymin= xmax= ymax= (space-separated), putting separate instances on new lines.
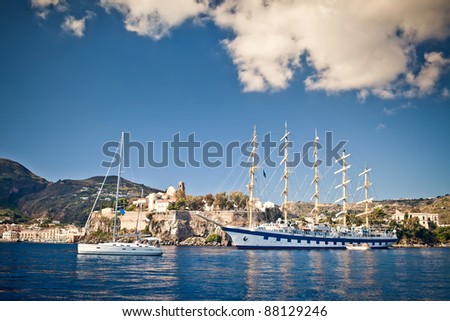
xmin=0 ymin=243 xmax=449 ymax=301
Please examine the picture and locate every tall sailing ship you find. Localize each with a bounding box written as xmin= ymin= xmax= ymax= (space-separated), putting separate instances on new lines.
xmin=222 ymin=126 xmax=397 ymax=249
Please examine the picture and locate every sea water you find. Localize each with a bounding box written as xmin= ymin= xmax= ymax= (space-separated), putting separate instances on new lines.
xmin=0 ymin=243 xmax=449 ymax=300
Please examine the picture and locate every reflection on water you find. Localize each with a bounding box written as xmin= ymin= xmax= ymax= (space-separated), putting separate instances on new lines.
xmin=244 ymin=250 xmax=297 ymax=300
xmin=279 ymin=251 xmax=296 ymax=297
xmin=244 ymin=250 xmax=258 ymax=300
xmin=0 ymin=243 xmax=449 ymax=300
xmin=75 ymin=252 xmax=177 ymax=300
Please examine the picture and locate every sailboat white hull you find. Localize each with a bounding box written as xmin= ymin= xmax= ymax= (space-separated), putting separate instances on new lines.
xmin=78 ymin=242 xmax=163 ymax=256
xmin=222 ymin=226 xmax=397 ymax=250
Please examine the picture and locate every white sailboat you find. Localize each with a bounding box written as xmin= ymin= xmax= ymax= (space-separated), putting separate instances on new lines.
xmin=222 ymin=127 xmax=397 ymax=249
xmin=77 ymin=132 xmax=163 ymax=256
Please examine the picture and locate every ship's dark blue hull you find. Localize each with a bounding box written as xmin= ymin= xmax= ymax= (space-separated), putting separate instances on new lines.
xmin=222 ymin=226 xmax=397 ymax=249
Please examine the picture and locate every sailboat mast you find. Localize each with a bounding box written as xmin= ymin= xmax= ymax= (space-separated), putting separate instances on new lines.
xmin=248 ymin=126 xmax=257 ymax=228
xmin=113 ymin=131 xmax=124 ymax=242
xmin=357 ymin=166 xmax=373 ymax=227
xmin=313 ymin=131 xmax=319 ymax=224
xmin=282 ymin=123 xmax=289 ymax=223
xmin=335 ymin=150 xmax=351 ymax=226
xmin=364 ymin=167 xmax=369 ymax=227
xmin=136 ymin=188 xmax=143 ymax=234
xmin=360 ymin=166 xmax=372 ymax=227
xmin=341 ymin=150 xmax=348 ymax=226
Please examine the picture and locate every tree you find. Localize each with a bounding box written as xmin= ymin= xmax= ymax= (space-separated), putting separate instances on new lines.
xmin=176 ymin=198 xmax=186 ymax=210
xmin=168 ymin=198 xmax=186 ymax=211
xmin=435 ymin=226 xmax=450 ymax=243
xmin=214 ymin=192 xmax=233 ymax=210
xmin=228 ymin=191 xmax=249 ymax=210
xmin=348 ymin=214 xmax=364 ymax=226
xmin=395 ymin=215 xmax=437 ymax=245
xmin=205 ymin=233 xmax=222 ymax=243
xmin=175 ymin=189 xmax=186 ymax=200
xmin=369 ymin=208 xmax=387 ymax=226
xmin=428 ymin=221 xmax=438 ymax=231
xmin=185 ymin=195 xmax=204 ymax=211
xmin=204 ymin=193 xmax=214 ymax=207
xmin=117 ymin=198 xmax=128 ymax=209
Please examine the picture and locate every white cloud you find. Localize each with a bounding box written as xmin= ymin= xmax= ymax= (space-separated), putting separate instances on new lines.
xmin=32 ymin=0 xmax=450 ymax=98
xmin=31 ymin=0 xmax=68 ymax=19
xmin=61 ymin=11 xmax=95 ymax=38
xmin=408 ymin=52 xmax=450 ymax=95
xmin=212 ymin=0 xmax=450 ymax=96
xmin=35 ymin=9 xmax=50 ymax=20
xmin=443 ymin=88 xmax=450 ymax=98
xmin=357 ymin=89 xmax=370 ymax=103
xmin=382 ymin=107 xmax=396 ymax=116
xmin=383 ymin=102 xmax=416 ymax=116
xmin=376 ymin=124 xmax=386 ymax=130
xmin=31 ymin=0 xmax=60 ymax=7
xmin=99 ymin=0 xmax=208 ymax=40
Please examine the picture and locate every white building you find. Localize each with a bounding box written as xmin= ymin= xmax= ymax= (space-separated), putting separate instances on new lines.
xmin=132 ymin=198 xmax=148 ymax=207
xmin=391 ymin=210 xmax=439 ymax=229
xmin=166 ymin=186 xmax=177 ymax=198
xmin=2 ymin=230 xmax=19 ymax=241
xmin=263 ymin=201 xmax=275 ymax=209
xmin=155 ymin=199 xmax=176 ymax=213
xmin=146 ymin=185 xmax=179 ymax=213
xmin=19 ymin=225 xmax=82 ymax=243
xmin=254 ymin=199 xmax=263 ymax=211
xmin=146 ymin=193 xmax=157 ymax=211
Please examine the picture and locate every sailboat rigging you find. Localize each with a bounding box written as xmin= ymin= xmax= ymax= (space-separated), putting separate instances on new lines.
xmin=77 ymin=132 xmax=163 ymax=256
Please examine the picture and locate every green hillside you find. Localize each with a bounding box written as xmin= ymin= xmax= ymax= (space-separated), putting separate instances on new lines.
xmin=0 ymin=158 xmax=48 ymax=207
xmin=0 ymin=158 xmax=162 ymax=225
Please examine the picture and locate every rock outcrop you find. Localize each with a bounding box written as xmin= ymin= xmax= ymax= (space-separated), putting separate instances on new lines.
xmin=144 ymin=211 xmax=248 ymax=245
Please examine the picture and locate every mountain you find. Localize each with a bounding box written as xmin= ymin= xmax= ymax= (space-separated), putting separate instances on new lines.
xmin=0 ymin=158 xmax=49 ymax=207
xmin=0 ymin=158 xmax=162 ymax=225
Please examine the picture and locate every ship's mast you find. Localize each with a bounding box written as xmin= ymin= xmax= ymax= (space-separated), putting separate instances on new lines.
xmin=335 ymin=150 xmax=351 ymax=226
xmin=357 ymin=167 xmax=373 ymax=227
xmin=248 ymin=125 xmax=257 ymax=228
xmin=281 ymin=123 xmax=290 ymax=223
xmin=312 ymin=130 xmax=320 ymax=224
xmin=113 ymin=131 xmax=124 ymax=242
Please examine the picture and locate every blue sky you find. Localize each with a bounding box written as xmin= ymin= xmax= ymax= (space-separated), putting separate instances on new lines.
xmin=1 ymin=0 xmax=449 ymax=203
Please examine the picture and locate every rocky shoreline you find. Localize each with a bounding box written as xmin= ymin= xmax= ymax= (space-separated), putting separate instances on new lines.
xmin=2 ymin=238 xmax=449 ymax=248
xmin=391 ymin=243 xmax=450 ymax=248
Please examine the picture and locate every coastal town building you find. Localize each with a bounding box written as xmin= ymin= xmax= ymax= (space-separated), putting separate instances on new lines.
xmin=146 ymin=182 xmax=183 ymax=213
xmin=154 ymin=199 xmax=175 ymax=213
xmin=0 ymin=223 xmax=82 ymax=243
xmin=254 ymin=199 xmax=276 ymax=211
xmin=19 ymin=225 xmax=81 ymax=242
xmin=2 ymin=230 xmax=19 ymax=241
xmin=0 ymin=224 xmax=82 ymax=243
xmin=391 ymin=210 xmax=439 ymax=229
